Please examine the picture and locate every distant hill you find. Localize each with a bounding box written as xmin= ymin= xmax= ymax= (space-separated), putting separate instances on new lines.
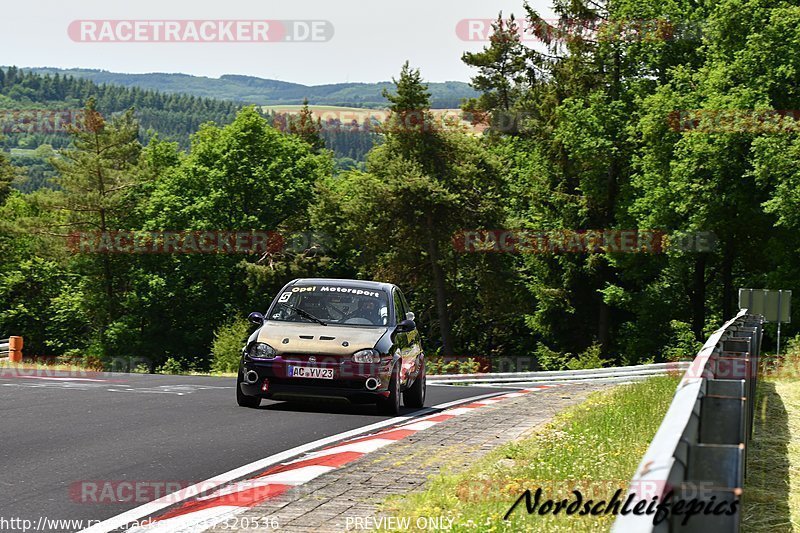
xmin=0 ymin=67 xmax=240 ymax=151
xmin=19 ymin=68 xmax=478 ymax=109
xmin=0 ymin=66 xmax=242 ymax=190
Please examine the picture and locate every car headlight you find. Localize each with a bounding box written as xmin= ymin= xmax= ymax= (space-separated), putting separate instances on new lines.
xmin=352 ymin=349 xmax=381 ymax=363
xmin=248 ymin=342 xmax=277 ymax=359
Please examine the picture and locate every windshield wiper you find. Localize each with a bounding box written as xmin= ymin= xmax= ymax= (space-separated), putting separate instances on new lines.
xmin=278 ymin=303 xmax=327 ymax=326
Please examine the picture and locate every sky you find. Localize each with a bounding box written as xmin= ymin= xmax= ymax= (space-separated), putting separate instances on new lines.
xmin=1 ymin=0 xmax=554 ymax=85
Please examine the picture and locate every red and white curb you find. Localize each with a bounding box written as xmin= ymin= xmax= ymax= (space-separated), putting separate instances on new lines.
xmin=83 ymin=386 xmax=554 ymax=533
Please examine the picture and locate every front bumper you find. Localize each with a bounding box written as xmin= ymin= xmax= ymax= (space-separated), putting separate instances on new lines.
xmin=239 ymin=356 xmax=392 ymax=403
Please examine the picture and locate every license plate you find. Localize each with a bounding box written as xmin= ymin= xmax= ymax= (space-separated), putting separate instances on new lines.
xmin=289 ymin=366 xmax=334 ymax=379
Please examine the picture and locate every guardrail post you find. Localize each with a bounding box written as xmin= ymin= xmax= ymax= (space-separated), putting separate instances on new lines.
xmin=9 ymin=336 xmax=23 ymax=363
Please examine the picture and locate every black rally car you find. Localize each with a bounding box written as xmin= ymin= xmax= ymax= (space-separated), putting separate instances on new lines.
xmin=237 ymin=278 xmax=426 ymax=414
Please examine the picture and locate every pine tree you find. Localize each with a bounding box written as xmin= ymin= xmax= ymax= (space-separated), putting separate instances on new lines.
xmin=461 ymin=13 xmax=532 ymax=134
xmin=360 ymin=64 xmax=467 ymax=355
xmin=48 ymin=98 xmax=142 ymax=357
xmin=288 ymin=99 xmax=325 ymax=152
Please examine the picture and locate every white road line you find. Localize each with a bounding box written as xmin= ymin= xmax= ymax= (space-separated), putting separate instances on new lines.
xmin=9 ymin=376 xmax=112 ymax=382
xmin=196 ymin=465 xmax=336 ymax=501
xmin=397 ymin=420 xmax=439 ymax=431
xmin=77 ymin=388 xmax=512 ymax=533
xmin=107 ymin=389 xmax=186 ymax=395
xmin=194 ymin=479 xmax=280 ymax=501
xmin=300 ymin=438 xmax=397 ymax=459
xmin=249 ymin=464 xmax=334 ymax=486
xmin=444 ymin=407 xmax=478 ymax=416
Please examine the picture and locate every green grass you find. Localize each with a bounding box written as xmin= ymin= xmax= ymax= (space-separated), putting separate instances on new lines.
xmin=742 ymin=378 xmax=800 ymax=532
xmin=1 ymin=354 xmax=481 ymax=379
xmin=380 ymin=375 xmax=681 ymax=532
xmin=0 ymin=359 xmax=236 ymax=378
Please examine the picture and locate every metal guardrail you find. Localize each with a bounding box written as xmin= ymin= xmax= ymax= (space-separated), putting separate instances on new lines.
xmin=612 ymin=309 xmax=763 ymax=532
xmin=0 ymin=336 xmax=22 ymax=361
xmin=427 ymin=361 xmax=690 ymax=385
xmin=0 ymin=338 xmax=9 ymax=356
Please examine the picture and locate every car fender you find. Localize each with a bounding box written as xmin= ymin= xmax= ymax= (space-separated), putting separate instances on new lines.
xmin=239 ymin=328 xmax=262 ymax=366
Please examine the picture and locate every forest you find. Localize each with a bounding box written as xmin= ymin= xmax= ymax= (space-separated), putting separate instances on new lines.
xmin=20 ymin=67 xmax=478 ymax=108
xmin=0 ymin=67 xmax=379 ymax=188
xmin=0 ymin=66 xmax=241 ymax=150
xmin=1 ymin=0 xmax=798 ymax=372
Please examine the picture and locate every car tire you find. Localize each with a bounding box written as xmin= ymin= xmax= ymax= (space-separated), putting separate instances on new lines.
xmin=403 ymin=362 xmax=426 ymax=408
xmin=236 ymin=376 xmax=261 ymax=408
xmin=377 ymin=364 xmax=400 ymax=415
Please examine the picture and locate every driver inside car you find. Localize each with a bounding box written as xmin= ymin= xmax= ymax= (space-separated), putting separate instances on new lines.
xmin=298 ymin=294 xmax=330 ymax=320
xmin=349 ymin=298 xmax=381 ymax=325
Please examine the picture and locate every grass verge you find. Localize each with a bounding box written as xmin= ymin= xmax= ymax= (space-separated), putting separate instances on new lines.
xmin=742 ymin=378 xmax=800 ymax=532
xmin=0 ymin=360 xmax=236 ymax=378
xmin=380 ymin=375 xmax=681 ymax=532
xmin=0 ymin=355 xmax=481 ymax=379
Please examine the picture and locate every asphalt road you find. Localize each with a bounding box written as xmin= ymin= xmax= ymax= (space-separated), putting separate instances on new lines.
xmin=0 ymin=369 xmax=508 ymax=530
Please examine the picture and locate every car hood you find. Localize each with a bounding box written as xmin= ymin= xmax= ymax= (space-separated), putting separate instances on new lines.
xmin=257 ymin=321 xmax=389 ymax=356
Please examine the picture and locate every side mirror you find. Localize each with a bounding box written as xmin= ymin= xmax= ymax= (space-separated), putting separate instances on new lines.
xmin=396 ymin=319 xmax=416 ymax=333
xmin=248 ymin=312 xmax=265 ymax=325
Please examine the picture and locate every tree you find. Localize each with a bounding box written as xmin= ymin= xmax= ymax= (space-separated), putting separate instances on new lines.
xmin=314 ymin=64 xmax=510 ymax=357
xmin=629 ymin=0 xmax=795 ymax=341
xmin=0 ymin=151 xmax=15 ymax=204
xmin=130 ymin=106 xmax=332 ymax=366
xmin=288 ymin=99 xmax=325 ymax=152
xmin=461 ymin=13 xmax=532 ymax=134
xmin=0 ymin=67 xmax=242 ymax=153
xmin=47 ymin=98 xmax=142 ymax=357
xmin=382 ymin=63 xmax=455 ymax=356
xmin=461 ymin=0 xmax=713 ymax=362
xmin=383 ymin=62 xmax=431 ymax=114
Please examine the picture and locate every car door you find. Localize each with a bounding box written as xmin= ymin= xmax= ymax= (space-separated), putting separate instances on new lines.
xmin=392 ymin=288 xmax=413 ymax=384
xmin=397 ymin=289 xmax=423 ymax=374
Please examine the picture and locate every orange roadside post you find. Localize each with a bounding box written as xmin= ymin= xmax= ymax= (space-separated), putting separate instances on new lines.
xmin=9 ymin=336 xmax=23 ymax=363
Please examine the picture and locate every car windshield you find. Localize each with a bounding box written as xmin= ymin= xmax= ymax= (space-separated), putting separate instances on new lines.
xmin=268 ymin=285 xmax=390 ymax=327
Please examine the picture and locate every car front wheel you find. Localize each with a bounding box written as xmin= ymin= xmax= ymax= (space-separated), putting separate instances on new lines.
xmin=236 ymin=375 xmax=261 ymax=408
xmin=403 ymin=362 xmax=426 ymax=408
